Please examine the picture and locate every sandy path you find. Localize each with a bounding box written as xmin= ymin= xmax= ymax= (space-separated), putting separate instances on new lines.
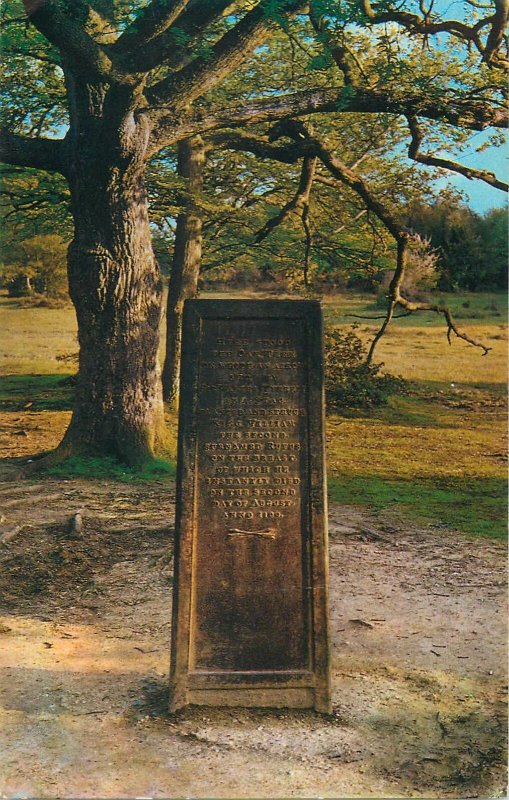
xmin=0 ymin=477 xmax=507 ymax=798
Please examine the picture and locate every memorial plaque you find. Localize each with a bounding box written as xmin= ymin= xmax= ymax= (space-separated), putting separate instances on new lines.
xmin=170 ymin=300 xmax=331 ymax=712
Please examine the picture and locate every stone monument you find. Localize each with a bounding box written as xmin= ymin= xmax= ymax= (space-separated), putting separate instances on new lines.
xmin=169 ymin=299 xmax=331 ymax=712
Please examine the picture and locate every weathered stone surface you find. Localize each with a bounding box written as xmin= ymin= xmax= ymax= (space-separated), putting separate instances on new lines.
xmin=170 ymin=300 xmax=331 ymax=712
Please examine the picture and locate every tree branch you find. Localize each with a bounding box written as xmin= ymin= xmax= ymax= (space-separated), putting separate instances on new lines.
xmin=251 ymin=121 xmax=492 ymax=361
xmin=147 ymin=1 xmax=304 ymax=108
xmin=314 ymin=136 xmax=492 ymax=359
xmin=114 ymin=0 xmax=191 ymax=53
xmin=396 ymin=296 xmax=492 ymax=354
xmin=302 ymin=196 xmax=313 ymax=287
xmin=0 ymin=129 xmax=67 ymax=174
xmin=206 ymin=130 xmax=303 ymax=163
xmin=309 ymin=4 xmax=363 ymax=85
xmin=114 ymin=0 xmax=234 ymax=73
xmin=253 ymin=155 xmax=316 ymax=242
xmin=22 ymin=0 xmax=132 ymax=83
xmin=147 ymin=84 xmax=507 ymax=152
xmin=304 ymin=129 xmax=405 ymax=243
xmin=360 ymin=0 xmax=508 ymax=67
xmin=407 ymin=115 xmax=508 ymax=192
xmin=483 ymin=0 xmax=509 ymax=65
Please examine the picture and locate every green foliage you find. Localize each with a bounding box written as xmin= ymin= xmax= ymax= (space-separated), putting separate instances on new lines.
xmin=0 ymin=6 xmax=67 ymax=134
xmin=0 ymin=166 xmax=72 ymax=242
xmin=324 ymin=325 xmax=406 ymax=410
xmin=477 ymin=208 xmax=508 ymax=291
xmin=0 ymin=0 xmax=506 ymax=304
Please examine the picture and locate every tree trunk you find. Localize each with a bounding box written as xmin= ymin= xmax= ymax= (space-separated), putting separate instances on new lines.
xmin=58 ymin=77 xmax=165 ymax=467
xmin=162 ymin=136 xmax=205 ymax=404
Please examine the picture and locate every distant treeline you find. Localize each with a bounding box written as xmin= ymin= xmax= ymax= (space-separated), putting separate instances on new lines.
xmin=1 ymin=191 xmax=507 ymax=299
xmin=405 ymin=199 xmax=507 ymax=292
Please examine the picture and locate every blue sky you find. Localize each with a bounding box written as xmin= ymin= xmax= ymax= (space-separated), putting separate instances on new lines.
xmin=438 ymin=133 xmax=508 ymax=214
xmin=406 ymin=0 xmax=508 ymax=214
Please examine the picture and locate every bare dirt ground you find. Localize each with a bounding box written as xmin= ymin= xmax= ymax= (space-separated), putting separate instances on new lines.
xmin=0 ymin=475 xmax=506 ymax=799
xmin=0 ymin=418 xmax=507 ymax=799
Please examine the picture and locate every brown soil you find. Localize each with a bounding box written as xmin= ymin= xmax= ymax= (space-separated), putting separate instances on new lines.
xmin=0 ymin=418 xmax=507 ymax=799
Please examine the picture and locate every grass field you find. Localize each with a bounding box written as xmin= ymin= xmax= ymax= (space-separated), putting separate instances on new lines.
xmin=0 ymin=290 xmax=507 ymax=538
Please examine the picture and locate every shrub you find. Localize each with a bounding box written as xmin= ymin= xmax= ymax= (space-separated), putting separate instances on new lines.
xmin=376 ymin=234 xmax=440 ymax=307
xmin=324 ymin=325 xmax=407 ymax=411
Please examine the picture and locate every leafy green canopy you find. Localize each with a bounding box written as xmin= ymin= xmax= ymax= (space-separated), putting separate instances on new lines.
xmin=0 ymin=1 xmax=507 ymax=297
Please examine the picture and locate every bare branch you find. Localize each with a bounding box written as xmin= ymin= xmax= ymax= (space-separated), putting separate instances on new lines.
xmin=332 ymin=208 xmax=367 ymax=233
xmin=360 ymin=0 xmax=508 ymax=67
xmin=302 ymin=197 xmax=313 ymax=287
xmin=0 ymin=129 xmax=67 ymax=174
xmin=365 ymin=240 xmax=492 ymax=361
xmin=346 ymin=311 xmax=413 ymax=320
xmin=263 ymin=122 xmax=493 ymax=361
xmin=147 ymin=84 xmax=507 ymax=152
xmin=483 ymin=0 xmax=509 ymax=65
xmin=407 ymin=114 xmax=508 ymax=192
xmin=205 ymin=130 xmax=303 ymax=163
xmin=397 ymin=296 xmax=492 ymax=354
xmin=253 ymin=156 xmax=315 ymax=241
xmin=366 ymin=240 xmax=405 ymax=365
xmin=308 ymin=131 xmax=406 ymax=243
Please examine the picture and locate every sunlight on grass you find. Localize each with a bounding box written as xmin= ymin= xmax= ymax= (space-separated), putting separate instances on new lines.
xmin=369 ymin=325 xmax=507 ymax=385
xmin=328 ymin=474 xmax=506 ymax=540
xmin=0 ymin=297 xmax=78 ymax=375
xmin=326 ymin=394 xmax=507 ymax=540
xmin=1 ymin=291 xmax=506 ymax=537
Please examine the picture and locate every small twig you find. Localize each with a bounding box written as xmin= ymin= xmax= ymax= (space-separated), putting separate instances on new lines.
xmin=346 ymin=312 xmax=413 ymax=320
xmin=349 ymin=618 xmax=374 ymax=629
xmin=71 ymin=710 xmax=105 ymax=716
xmin=396 ymin=296 xmax=492 ymax=355
xmin=302 ymin=200 xmax=313 ymax=287
xmin=359 ymin=528 xmax=391 ymax=543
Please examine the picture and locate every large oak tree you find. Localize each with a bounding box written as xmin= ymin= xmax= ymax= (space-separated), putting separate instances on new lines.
xmin=1 ymin=0 xmax=507 ymax=465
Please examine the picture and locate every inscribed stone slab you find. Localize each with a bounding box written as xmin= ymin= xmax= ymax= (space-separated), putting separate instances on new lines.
xmin=170 ymin=300 xmax=331 ymax=712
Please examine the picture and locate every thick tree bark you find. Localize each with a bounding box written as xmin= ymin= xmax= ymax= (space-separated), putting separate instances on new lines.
xmin=58 ymin=74 xmax=165 ymax=466
xmin=162 ymin=135 xmax=205 ymax=405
